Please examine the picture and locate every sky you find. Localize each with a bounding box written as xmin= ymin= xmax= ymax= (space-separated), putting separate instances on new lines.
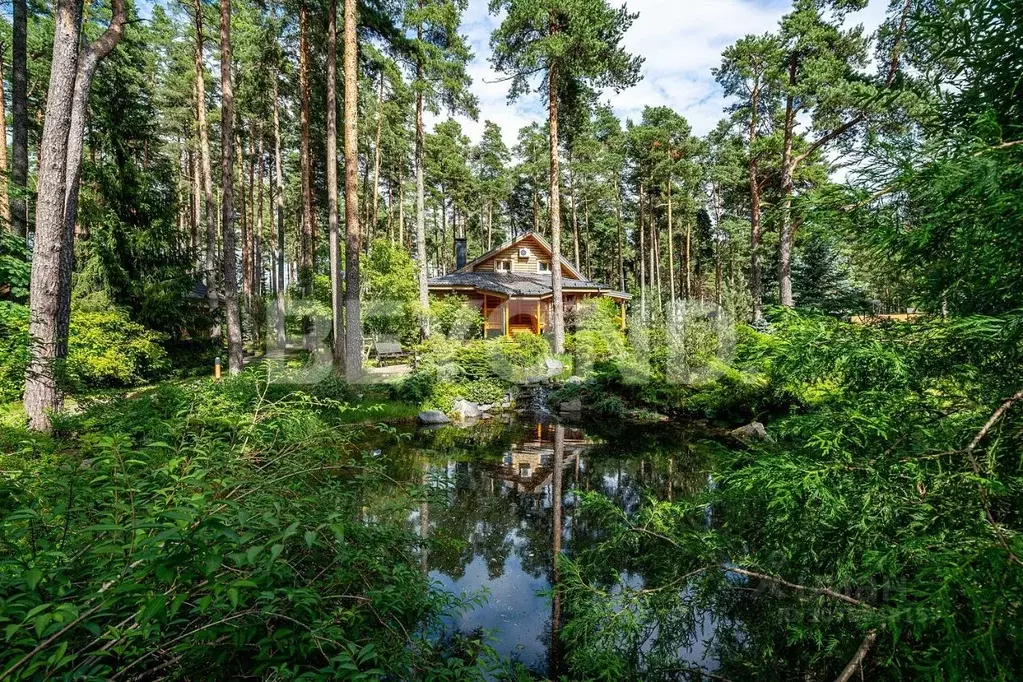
xmin=434 ymin=0 xmax=892 ymax=148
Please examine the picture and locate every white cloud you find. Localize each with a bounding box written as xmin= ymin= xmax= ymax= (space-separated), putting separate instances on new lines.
xmin=433 ymin=0 xmax=891 ymax=148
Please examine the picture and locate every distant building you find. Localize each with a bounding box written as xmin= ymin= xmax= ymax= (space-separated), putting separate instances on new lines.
xmin=428 ymin=232 xmax=630 ymax=336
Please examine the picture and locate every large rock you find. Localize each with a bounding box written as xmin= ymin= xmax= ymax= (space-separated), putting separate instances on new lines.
xmin=731 ymin=421 xmax=773 ymax=443
xmin=545 ymin=357 xmax=564 ymax=377
xmin=559 ymin=398 xmax=583 ymax=414
xmin=452 ymin=399 xmax=483 ymax=420
xmin=565 ymin=375 xmax=584 ymax=385
xmin=418 ymin=410 xmax=451 ymax=425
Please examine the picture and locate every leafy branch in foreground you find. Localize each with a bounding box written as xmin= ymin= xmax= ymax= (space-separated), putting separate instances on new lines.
xmin=0 ymin=372 xmax=490 ymax=680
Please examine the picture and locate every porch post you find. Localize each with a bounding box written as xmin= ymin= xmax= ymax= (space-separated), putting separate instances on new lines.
xmin=505 ymin=301 xmax=510 ymax=338
xmin=483 ymin=293 xmax=489 ymax=335
xmin=536 ymin=300 xmax=541 ymax=334
xmin=620 ymin=301 xmax=626 ymax=331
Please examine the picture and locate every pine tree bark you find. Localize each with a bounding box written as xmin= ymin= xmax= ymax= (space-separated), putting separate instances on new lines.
xmin=749 ymin=73 xmax=764 ymax=321
xmin=638 ymin=183 xmax=646 ymax=320
xmin=193 ymin=0 xmax=220 ymax=333
xmin=548 ymin=59 xmax=564 ymax=354
xmin=342 ymin=0 xmax=361 ymax=380
xmin=778 ymin=53 xmax=797 ymax=308
xmin=58 ymin=0 xmax=126 ymax=348
xmin=414 ymin=5 xmax=430 ymax=338
xmin=298 ymin=0 xmax=315 ymax=350
xmin=25 ymin=0 xmax=125 ymax=430
xmin=239 ymin=131 xmax=250 ymax=322
xmin=371 ymin=70 xmax=384 ymax=234
xmin=220 ymin=0 xmax=243 ymax=373
xmin=23 ymin=0 xmax=83 ymax=431
xmin=272 ymin=75 xmax=287 ymax=349
xmin=616 ymin=185 xmax=625 ymax=294
xmin=326 ymin=0 xmax=343 ymax=370
xmin=298 ymin=0 xmax=314 ymax=292
xmin=10 ymin=0 xmax=28 ymax=238
xmin=666 ymin=181 xmax=676 ymax=306
xmin=568 ymin=155 xmax=579 ymax=268
xmin=254 ymin=127 xmax=264 ymax=351
xmin=0 ymin=47 xmax=10 ymax=226
xmin=191 ymin=147 xmax=201 ymax=260
xmin=685 ymin=218 xmax=692 ymax=299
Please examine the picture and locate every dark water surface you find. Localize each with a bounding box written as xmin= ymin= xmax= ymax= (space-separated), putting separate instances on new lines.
xmin=369 ymin=418 xmax=719 ymax=678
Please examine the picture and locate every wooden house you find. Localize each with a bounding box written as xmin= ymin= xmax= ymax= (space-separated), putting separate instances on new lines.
xmin=428 ymin=232 xmax=630 ymax=337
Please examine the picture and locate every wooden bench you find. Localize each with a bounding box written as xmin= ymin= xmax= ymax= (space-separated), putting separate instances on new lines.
xmin=373 ymin=341 xmax=408 ymax=366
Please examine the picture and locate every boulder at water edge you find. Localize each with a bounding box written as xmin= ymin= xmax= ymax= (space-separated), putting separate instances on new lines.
xmin=418 ymin=410 xmax=451 ymax=425
xmin=730 ymin=421 xmax=773 ymax=443
xmin=452 ymin=399 xmax=483 ymax=420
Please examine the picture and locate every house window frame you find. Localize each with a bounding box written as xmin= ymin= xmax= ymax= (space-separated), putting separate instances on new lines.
xmin=537 ymin=260 xmax=551 ymax=273
xmin=496 ymin=260 xmax=512 ymax=273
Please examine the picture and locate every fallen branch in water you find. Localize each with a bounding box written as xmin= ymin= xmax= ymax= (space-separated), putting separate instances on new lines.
xmin=726 ymin=567 xmax=873 ymax=608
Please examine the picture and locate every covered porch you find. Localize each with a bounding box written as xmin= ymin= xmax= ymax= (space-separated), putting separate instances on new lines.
xmin=481 ymin=293 xmax=548 ymax=338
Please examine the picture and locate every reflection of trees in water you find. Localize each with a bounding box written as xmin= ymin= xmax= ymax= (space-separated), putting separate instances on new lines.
xmin=364 ymin=419 xmax=724 ymax=678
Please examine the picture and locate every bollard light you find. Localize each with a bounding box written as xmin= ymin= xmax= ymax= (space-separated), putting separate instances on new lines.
xmin=215 ymin=356 xmax=222 ymax=380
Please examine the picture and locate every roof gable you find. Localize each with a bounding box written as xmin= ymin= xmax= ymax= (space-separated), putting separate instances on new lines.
xmin=458 ymin=232 xmax=584 ymax=281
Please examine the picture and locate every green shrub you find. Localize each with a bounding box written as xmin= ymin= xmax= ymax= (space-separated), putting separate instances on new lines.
xmin=363 ymin=241 xmax=422 ymax=345
xmin=0 ymin=301 xmax=168 ymax=402
xmin=65 ymin=305 xmax=168 ymax=389
xmin=0 ymin=302 xmax=29 ymax=403
xmin=0 ymin=373 xmax=487 ymax=680
xmin=429 ymin=296 xmax=483 ymax=339
xmin=567 ymin=299 xmax=630 ymax=373
xmin=391 ymin=366 xmax=439 ymax=405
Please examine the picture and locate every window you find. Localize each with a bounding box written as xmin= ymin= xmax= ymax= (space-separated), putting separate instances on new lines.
xmin=496 ymin=260 xmax=511 ymax=273
xmin=537 ymin=260 xmax=551 ymax=273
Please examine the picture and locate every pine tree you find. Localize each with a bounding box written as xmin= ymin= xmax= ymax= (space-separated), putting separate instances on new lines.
xmin=404 ymin=0 xmax=477 ymax=338
xmin=489 ymin=0 xmax=642 ymax=353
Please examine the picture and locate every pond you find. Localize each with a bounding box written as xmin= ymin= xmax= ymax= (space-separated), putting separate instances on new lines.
xmin=366 ymin=417 xmax=722 ymax=678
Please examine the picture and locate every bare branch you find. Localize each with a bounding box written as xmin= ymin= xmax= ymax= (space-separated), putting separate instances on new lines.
xmin=834 ymin=629 xmax=879 ymax=682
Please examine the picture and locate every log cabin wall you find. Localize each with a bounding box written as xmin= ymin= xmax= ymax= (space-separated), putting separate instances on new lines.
xmin=469 ymin=234 xmax=573 ymax=277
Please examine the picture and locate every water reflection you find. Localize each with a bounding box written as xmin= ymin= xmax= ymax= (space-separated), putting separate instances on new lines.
xmin=370 ymin=419 xmax=712 ymax=678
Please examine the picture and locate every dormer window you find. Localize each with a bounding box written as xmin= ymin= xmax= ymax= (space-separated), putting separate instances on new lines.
xmin=496 ymin=260 xmax=511 ymax=273
xmin=538 ymin=260 xmax=551 ymax=273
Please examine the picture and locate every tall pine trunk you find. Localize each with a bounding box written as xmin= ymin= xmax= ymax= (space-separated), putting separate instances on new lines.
xmin=371 ymin=70 xmax=384 ymax=234
xmin=639 ymin=183 xmax=646 ymax=320
xmin=25 ymin=0 xmax=125 ymax=430
xmin=272 ymin=75 xmax=287 ymax=348
xmin=326 ymin=0 xmax=342 ymax=370
xmin=193 ymin=0 xmax=220 ymax=334
xmin=342 ymin=0 xmax=361 ymax=380
xmin=254 ymin=128 xmax=264 ymax=351
xmin=10 ymin=0 xmax=28 ymax=238
xmin=220 ymin=0 xmax=242 ymax=373
xmin=749 ymin=75 xmax=764 ymax=321
xmin=548 ymin=59 xmax=564 ymax=354
xmin=298 ymin=0 xmax=315 ymax=350
xmin=666 ymin=181 xmax=675 ymax=306
xmin=414 ymin=7 xmax=430 ymax=338
xmin=23 ymin=0 xmax=83 ymax=431
xmin=58 ymin=0 xmax=126 ymax=348
xmin=239 ymin=131 xmax=251 ymax=325
xmin=616 ymin=185 xmax=625 ymax=293
xmin=778 ymin=53 xmax=797 ymax=308
xmin=0 ymin=48 xmax=10 ymax=226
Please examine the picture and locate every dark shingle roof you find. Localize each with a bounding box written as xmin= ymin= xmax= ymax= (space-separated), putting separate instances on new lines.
xmin=428 ymin=272 xmax=631 ymax=299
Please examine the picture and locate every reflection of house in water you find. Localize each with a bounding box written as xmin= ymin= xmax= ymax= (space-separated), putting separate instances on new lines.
xmin=483 ymin=424 xmax=589 ymax=509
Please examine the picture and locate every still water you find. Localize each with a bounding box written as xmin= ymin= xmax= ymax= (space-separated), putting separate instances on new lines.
xmin=370 ymin=418 xmax=718 ymax=678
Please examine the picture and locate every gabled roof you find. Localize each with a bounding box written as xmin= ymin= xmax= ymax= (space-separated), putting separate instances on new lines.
xmin=428 ymin=271 xmax=632 ymax=300
xmin=455 ymin=231 xmax=585 ymax=281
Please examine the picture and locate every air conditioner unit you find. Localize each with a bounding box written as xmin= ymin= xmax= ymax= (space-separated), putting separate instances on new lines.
xmin=518 ymin=248 xmax=530 ymax=258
